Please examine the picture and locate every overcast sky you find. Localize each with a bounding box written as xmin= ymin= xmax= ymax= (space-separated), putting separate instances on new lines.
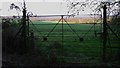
xmin=0 ymin=0 xmax=118 ymax=16
xmin=0 ymin=0 xmax=93 ymax=16
xmin=0 ymin=2 xmax=69 ymax=16
xmin=0 ymin=2 xmax=94 ymax=16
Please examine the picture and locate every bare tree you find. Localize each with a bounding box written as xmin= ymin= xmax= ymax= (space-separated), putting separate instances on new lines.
xmin=65 ymin=0 xmax=120 ymax=16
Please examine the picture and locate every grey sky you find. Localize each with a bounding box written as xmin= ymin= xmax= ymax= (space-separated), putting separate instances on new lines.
xmin=0 ymin=0 xmax=118 ymax=16
xmin=0 ymin=2 xmax=68 ymax=16
xmin=0 ymin=2 xmax=90 ymax=16
xmin=0 ymin=2 xmax=93 ymax=16
xmin=0 ymin=2 xmax=67 ymax=16
xmin=0 ymin=0 xmax=92 ymax=16
xmin=26 ymin=2 xmax=68 ymax=15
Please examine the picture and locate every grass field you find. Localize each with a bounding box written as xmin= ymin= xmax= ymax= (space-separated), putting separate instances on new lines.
xmin=29 ymin=20 xmax=120 ymax=64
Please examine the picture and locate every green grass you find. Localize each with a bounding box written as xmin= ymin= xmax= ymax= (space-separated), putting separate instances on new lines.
xmin=29 ymin=21 xmax=120 ymax=64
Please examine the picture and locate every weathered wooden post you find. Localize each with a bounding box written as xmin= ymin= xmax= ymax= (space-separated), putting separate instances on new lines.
xmin=61 ymin=15 xmax=64 ymax=46
xmin=21 ymin=1 xmax=27 ymax=53
xmin=102 ymin=4 xmax=107 ymax=62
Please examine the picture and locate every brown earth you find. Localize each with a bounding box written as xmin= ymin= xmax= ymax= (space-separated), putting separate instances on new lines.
xmin=29 ymin=17 xmax=100 ymax=24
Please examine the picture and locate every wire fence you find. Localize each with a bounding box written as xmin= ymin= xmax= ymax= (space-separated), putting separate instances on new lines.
xmin=29 ymin=17 xmax=120 ymax=64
